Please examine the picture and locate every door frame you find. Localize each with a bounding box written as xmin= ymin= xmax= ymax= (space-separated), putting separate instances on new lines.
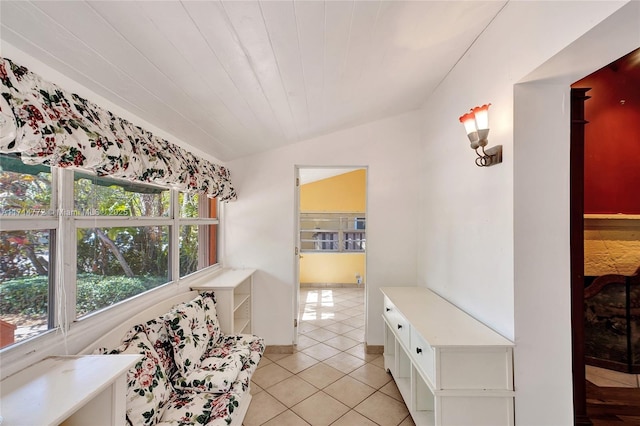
xmin=570 ymin=87 xmax=591 ymax=425
xmin=293 ymin=165 xmax=368 ymax=345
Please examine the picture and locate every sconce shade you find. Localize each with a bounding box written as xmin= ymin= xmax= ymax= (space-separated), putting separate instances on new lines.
xmin=471 ymin=104 xmax=491 ymax=130
xmin=459 ymin=112 xmax=477 ymax=137
xmin=459 ymin=103 xmax=501 ymax=167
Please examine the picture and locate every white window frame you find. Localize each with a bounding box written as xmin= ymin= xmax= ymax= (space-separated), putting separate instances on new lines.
xmin=0 ymin=165 xmax=220 ymax=346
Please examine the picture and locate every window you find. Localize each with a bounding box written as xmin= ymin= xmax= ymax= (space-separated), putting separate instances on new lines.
xmin=0 ymin=154 xmax=221 ymax=350
xmin=76 ymin=225 xmax=169 ymax=317
xmin=0 ymin=156 xmax=54 ymax=347
xmin=314 ymin=232 xmax=339 ymax=251
xmin=74 ymin=174 xmax=169 ymax=217
xmin=344 ymin=231 xmax=366 ymax=251
xmin=300 ymin=213 xmax=366 ymax=253
xmin=178 ymin=194 xmax=218 ymax=278
xmin=74 ymin=175 xmax=172 ymax=319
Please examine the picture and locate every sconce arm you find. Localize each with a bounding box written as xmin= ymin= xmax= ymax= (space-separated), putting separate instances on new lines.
xmin=474 ymin=145 xmax=503 ymax=167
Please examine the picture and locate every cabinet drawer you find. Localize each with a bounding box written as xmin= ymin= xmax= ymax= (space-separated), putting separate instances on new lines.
xmin=411 ymin=328 xmax=435 ymax=386
xmin=383 ymin=296 xmax=395 ymax=322
xmin=383 ymin=297 xmax=411 ymax=348
xmin=395 ymin=314 xmax=410 ymax=348
xmin=439 ymin=348 xmax=513 ymax=390
xmin=437 ymin=394 xmax=514 ymax=425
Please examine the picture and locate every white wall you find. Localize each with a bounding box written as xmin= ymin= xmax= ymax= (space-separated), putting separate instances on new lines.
xmin=224 ymin=111 xmax=421 ymax=346
xmin=513 ymin=4 xmax=639 ymax=424
xmin=418 ymin=1 xmax=636 ymax=425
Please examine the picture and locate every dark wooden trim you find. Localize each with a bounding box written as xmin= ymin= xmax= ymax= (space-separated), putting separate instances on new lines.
xmin=570 ymin=87 xmax=592 ymax=426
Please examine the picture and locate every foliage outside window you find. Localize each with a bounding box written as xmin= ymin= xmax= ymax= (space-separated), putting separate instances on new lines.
xmin=75 ymin=175 xmax=169 ymax=217
xmin=0 ymin=156 xmax=54 ymax=346
xmin=0 ymin=230 xmax=53 ymax=344
xmin=179 ymin=195 xmax=218 ymax=278
xmin=179 ymin=192 xmax=199 ymax=218
xmin=73 ymin=177 xmax=172 ymax=319
xmin=0 ymin=154 xmax=220 ymax=350
xmin=76 ymin=226 xmax=169 ymax=317
xmin=178 ymin=193 xmax=199 ymax=277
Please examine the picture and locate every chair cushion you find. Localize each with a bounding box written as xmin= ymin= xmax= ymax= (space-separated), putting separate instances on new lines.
xmin=143 ymin=317 xmax=178 ymax=379
xmin=172 ymin=354 xmax=241 ymax=394
xmin=164 ymin=295 xmax=211 ymax=373
xmin=89 ymin=293 xmax=264 ymax=426
xmin=119 ymin=319 xmax=177 ymax=381
xmin=204 ymin=334 xmax=265 ymax=396
xmin=158 ymin=391 xmax=242 ymax=426
xmin=208 ymin=334 xmax=264 ymax=373
xmin=199 ymin=291 xmax=222 ymax=347
xmin=114 ymin=330 xmax=174 ymax=425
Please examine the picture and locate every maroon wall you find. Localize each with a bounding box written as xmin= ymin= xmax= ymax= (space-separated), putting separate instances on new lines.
xmin=573 ymin=58 xmax=640 ymax=214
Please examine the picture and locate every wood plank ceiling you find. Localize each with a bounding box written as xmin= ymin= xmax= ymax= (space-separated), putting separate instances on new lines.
xmin=0 ymin=1 xmax=506 ymax=162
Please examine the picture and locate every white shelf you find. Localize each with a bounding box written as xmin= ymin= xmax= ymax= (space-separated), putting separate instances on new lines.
xmin=395 ymin=376 xmax=411 ymax=401
xmin=412 ymin=411 xmax=436 ymax=426
xmin=191 ymin=268 xmax=255 ymax=335
xmin=381 ymin=287 xmax=513 ymax=347
xmin=0 ymin=355 xmax=140 ymax=426
xmin=193 ymin=268 xmax=255 ymax=289
xmin=234 ymin=293 xmax=251 ymax=311
xmin=234 ymin=318 xmax=251 ymax=334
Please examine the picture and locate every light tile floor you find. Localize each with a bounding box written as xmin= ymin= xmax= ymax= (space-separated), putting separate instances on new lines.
xmin=586 ymin=364 xmax=640 ymax=388
xmin=244 ymin=286 xmax=415 ymax=426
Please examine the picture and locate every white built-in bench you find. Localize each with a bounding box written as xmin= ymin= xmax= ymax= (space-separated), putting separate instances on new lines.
xmin=0 ymin=354 xmax=140 ymax=425
xmin=1 ymin=287 xmax=264 ymax=426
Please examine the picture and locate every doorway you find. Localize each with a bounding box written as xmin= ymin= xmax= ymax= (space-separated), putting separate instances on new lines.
xmin=570 ymin=47 xmax=640 ymax=424
xmin=294 ymin=166 xmax=367 ymax=346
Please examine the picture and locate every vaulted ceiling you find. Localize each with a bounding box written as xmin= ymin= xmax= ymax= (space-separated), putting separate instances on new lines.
xmin=0 ymin=1 xmax=506 ymax=162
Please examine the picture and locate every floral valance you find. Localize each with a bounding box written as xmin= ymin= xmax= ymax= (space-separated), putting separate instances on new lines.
xmin=0 ymin=58 xmax=236 ymax=201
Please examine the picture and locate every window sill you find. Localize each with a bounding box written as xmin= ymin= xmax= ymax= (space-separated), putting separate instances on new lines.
xmin=0 ymin=264 xmax=222 ymax=380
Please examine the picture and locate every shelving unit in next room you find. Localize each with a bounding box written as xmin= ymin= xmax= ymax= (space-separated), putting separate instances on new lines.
xmin=190 ymin=268 xmax=255 ymax=335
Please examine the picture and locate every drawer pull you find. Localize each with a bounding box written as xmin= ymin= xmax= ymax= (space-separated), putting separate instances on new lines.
xmin=416 ymin=347 xmax=423 ymax=354
xmin=397 ymin=324 xmax=403 ymax=329
xmin=386 ymin=307 xmax=391 ymax=312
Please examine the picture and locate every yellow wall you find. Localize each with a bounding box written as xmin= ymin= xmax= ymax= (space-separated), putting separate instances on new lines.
xmin=300 ymin=169 xmax=366 ymax=212
xmin=300 ymin=169 xmax=366 ymax=284
xmin=300 ymin=253 xmax=365 ymax=284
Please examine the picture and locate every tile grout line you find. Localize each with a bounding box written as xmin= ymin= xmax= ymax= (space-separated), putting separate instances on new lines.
xmin=246 ymin=287 xmax=413 ymax=426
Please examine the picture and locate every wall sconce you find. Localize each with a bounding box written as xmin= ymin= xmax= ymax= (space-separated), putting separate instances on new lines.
xmin=459 ymin=104 xmax=502 ymax=167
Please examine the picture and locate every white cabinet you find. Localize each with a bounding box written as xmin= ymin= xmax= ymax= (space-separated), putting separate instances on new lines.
xmin=0 ymin=355 xmax=140 ymax=426
xmin=381 ymin=287 xmax=514 ymax=426
xmin=191 ymin=268 xmax=255 ymax=334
